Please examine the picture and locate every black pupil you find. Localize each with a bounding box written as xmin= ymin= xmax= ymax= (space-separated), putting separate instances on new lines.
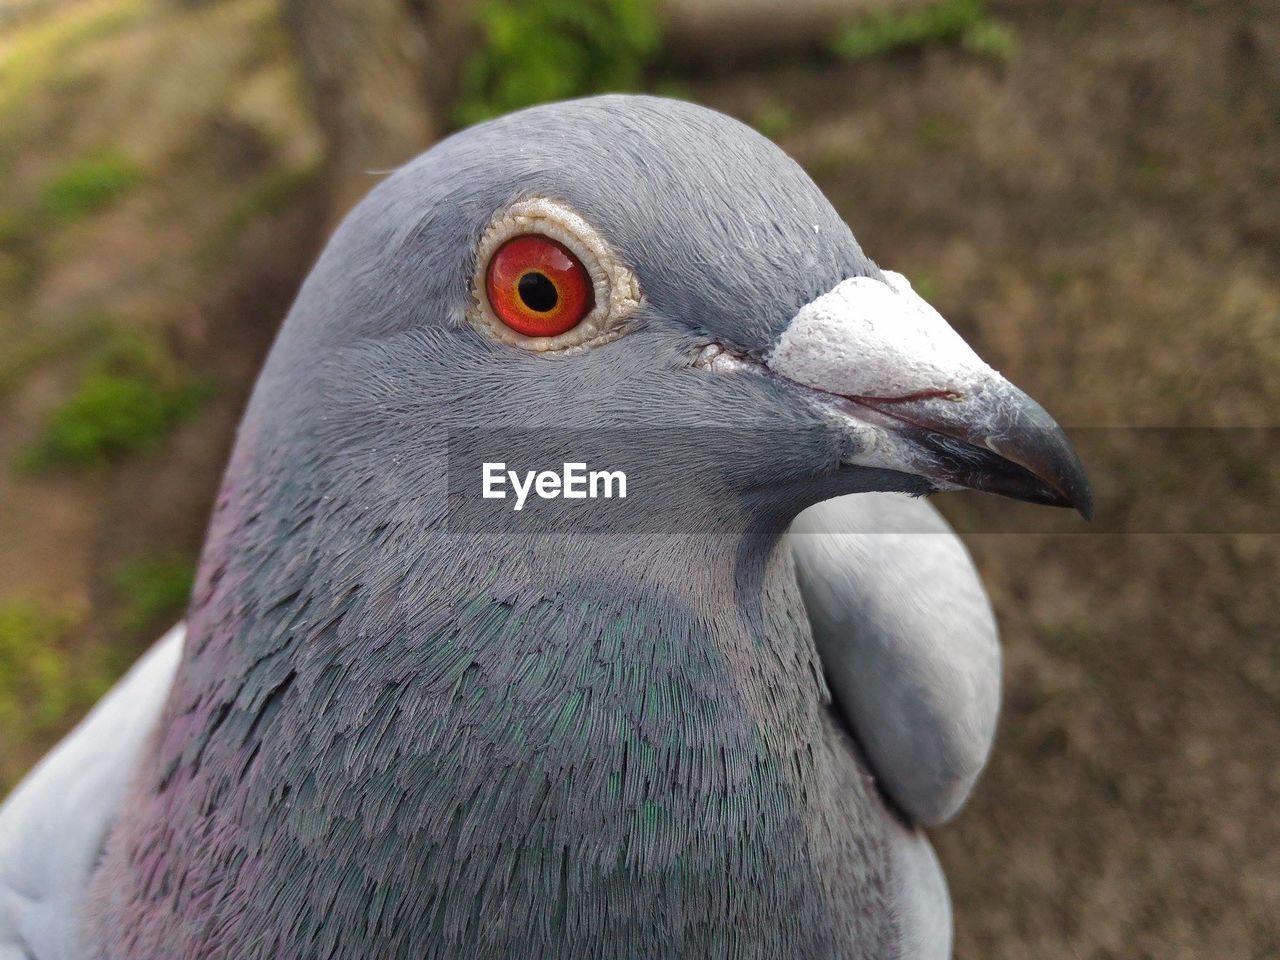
xmin=518 ymin=271 xmax=558 ymax=312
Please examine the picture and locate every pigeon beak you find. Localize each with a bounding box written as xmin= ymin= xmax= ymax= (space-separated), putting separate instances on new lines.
xmin=826 ymin=380 xmax=1094 ymax=519
xmin=766 ymin=272 xmax=1093 ymax=519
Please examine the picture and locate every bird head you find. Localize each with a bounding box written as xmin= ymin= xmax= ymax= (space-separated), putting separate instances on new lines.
xmin=260 ymin=95 xmax=1090 ymax=535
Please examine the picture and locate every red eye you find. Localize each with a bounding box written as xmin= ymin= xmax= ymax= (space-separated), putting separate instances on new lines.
xmin=485 ymin=234 xmax=594 ymax=338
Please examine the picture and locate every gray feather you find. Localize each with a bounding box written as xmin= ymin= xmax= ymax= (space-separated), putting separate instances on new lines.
xmin=790 ymin=493 xmax=1000 ymax=826
xmin=0 ymin=626 xmax=182 ymax=960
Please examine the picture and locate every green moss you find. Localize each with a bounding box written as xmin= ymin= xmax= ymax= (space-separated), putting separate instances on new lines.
xmin=961 ymin=18 xmax=1019 ymax=63
xmin=831 ymin=0 xmax=1014 ymax=63
xmin=40 ymin=150 xmax=142 ymax=223
xmin=455 ymin=0 xmax=660 ymax=127
xmin=26 ymin=372 xmax=197 ymax=467
xmin=650 ymin=80 xmax=696 ymax=105
xmin=110 ymin=553 xmax=195 ymax=636
xmin=909 ymin=272 xmax=940 ymax=303
xmin=0 ymin=597 xmax=104 ymax=741
xmin=752 ymin=102 xmax=796 ymax=141
xmin=21 ymin=331 xmax=212 ymax=472
xmin=832 ymin=0 xmax=982 ymax=59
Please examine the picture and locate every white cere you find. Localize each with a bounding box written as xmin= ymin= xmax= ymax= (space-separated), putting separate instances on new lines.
xmin=766 ymin=271 xmax=997 ymax=399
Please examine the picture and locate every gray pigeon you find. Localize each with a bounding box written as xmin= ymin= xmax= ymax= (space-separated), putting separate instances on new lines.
xmin=0 ymin=95 xmax=1090 ymax=960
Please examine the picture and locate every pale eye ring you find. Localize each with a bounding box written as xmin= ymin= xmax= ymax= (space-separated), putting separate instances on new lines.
xmin=471 ymin=198 xmax=642 ymax=352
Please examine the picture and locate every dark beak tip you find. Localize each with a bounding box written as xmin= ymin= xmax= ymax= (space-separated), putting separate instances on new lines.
xmin=1060 ymin=478 xmax=1095 ymax=521
xmin=1030 ymin=441 xmax=1093 ymax=521
xmin=1050 ymin=439 xmax=1094 ymax=522
xmin=841 ymin=382 xmax=1094 ymax=521
xmin=993 ymin=389 xmax=1094 ymax=523
xmin=1074 ymin=480 xmax=1095 ymax=522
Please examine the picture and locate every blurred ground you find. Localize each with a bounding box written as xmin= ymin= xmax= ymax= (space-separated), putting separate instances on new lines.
xmin=0 ymin=0 xmax=326 ymax=778
xmin=1 ymin=1 xmax=1277 ymax=958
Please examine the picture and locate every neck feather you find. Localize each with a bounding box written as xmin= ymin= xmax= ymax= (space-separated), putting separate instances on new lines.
xmin=89 ymin=445 xmax=880 ymax=958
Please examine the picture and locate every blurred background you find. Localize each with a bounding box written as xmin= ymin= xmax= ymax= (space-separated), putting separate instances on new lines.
xmin=0 ymin=0 xmax=1276 ymax=955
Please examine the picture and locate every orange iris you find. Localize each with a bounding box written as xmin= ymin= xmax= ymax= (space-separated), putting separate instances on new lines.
xmin=485 ymin=234 xmax=594 ymax=337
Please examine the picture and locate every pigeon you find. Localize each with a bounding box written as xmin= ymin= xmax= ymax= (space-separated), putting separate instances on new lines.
xmin=0 ymin=95 xmax=1090 ymax=960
